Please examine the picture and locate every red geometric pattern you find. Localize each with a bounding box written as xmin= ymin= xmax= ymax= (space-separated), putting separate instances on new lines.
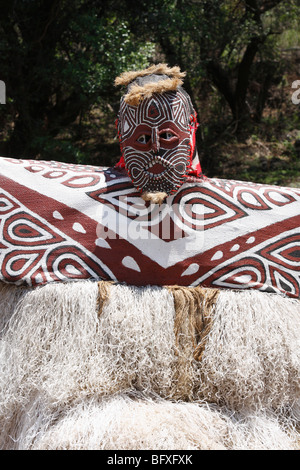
xmin=0 ymin=157 xmax=299 ymax=298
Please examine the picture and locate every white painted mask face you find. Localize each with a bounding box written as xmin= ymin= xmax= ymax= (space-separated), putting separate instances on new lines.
xmin=118 ymin=90 xmax=196 ymax=195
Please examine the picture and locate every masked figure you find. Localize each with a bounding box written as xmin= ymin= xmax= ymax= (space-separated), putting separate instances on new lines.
xmin=115 ymin=64 xmax=202 ymax=201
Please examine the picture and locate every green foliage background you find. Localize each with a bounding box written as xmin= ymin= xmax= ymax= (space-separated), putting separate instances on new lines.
xmin=0 ymin=0 xmax=299 ymax=185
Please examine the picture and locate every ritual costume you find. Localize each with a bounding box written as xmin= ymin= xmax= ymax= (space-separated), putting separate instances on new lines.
xmin=0 ymin=64 xmax=299 ymax=450
xmin=0 ymin=64 xmax=299 ymax=297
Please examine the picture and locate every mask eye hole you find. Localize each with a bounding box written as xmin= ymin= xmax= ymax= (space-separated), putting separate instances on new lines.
xmin=159 ymin=129 xmax=179 ymax=148
xmin=160 ymin=131 xmax=175 ymax=140
xmin=136 ymin=134 xmax=151 ymax=144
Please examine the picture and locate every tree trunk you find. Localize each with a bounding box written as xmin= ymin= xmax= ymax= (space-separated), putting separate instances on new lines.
xmin=206 ymin=60 xmax=236 ymax=118
xmin=234 ymin=36 xmax=262 ymax=123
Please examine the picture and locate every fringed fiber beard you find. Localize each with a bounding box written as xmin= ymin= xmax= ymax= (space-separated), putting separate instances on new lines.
xmin=141 ymin=191 xmax=168 ymax=205
xmin=0 ymin=280 xmax=299 ymax=450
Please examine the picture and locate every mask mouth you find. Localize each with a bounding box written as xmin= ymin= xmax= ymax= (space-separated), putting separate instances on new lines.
xmin=127 ymin=154 xmax=188 ymax=196
xmin=144 ymin=156 xmax=172 ymax=177
xmin=146 ymin=162 xmax=166 ymax=175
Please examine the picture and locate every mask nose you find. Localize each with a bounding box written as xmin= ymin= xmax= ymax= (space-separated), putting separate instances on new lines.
xmin=151 ymin=127 xmax=160 ymax=154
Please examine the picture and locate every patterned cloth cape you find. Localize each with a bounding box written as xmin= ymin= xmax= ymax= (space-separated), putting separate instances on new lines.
xmin=0 ymin=157 xmax=299 ymax=298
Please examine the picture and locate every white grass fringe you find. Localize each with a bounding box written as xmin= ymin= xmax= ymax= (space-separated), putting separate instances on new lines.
xmin=0 ymin=280 xmax=299 ymax=450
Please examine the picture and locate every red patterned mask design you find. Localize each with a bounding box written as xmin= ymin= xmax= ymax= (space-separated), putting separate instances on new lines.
xmin=117 ymin=90 xmax=197 ymax=195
